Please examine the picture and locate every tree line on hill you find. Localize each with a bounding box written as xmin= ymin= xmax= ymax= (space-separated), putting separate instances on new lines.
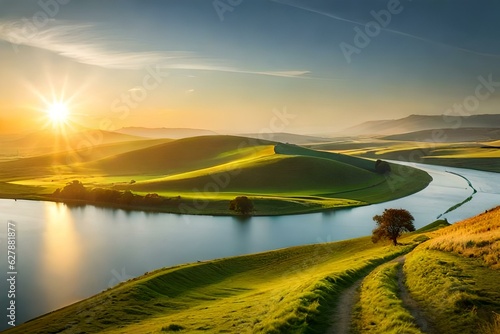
xmin=52 ymin=180 xmax=180 ymax=207
xmin=53 ymin=180 xmax=256 ymax=215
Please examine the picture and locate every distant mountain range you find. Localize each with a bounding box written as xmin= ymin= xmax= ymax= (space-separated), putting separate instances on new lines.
xmin=242 ymin=132 xmax=332 ymax=145
xmin=382 ymin=127 xmax=500 ymax=142
xmin=341 ymin=114 xmax=500 ymax=136
xmin=116 ymin=127 xmax=218 ymax=139
xmin=1 ymin=127 xmax=143 ymax=158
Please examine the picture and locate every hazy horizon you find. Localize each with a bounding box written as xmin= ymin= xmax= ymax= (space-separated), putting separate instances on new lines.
xmin=1 ymin=0 xmax=500 ymax=135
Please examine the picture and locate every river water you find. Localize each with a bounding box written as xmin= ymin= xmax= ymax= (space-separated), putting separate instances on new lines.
xmin=0 ymin=162 xmax=499 ymax=329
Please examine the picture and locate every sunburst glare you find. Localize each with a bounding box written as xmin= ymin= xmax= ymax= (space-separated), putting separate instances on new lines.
xmin=47 ymin=102 xmax=70 ymax=126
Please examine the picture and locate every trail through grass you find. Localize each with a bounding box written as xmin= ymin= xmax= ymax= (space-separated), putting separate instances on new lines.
xmin=352 ymin=257 xmax=426 ymax=334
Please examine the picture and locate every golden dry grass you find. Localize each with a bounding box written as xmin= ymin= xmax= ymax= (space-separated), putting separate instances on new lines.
xmin=423 ymin=206 xmax=500 ymax=269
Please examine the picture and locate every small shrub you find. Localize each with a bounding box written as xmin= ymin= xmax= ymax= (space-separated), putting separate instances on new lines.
xmin=161 ymin=324 xmax=185 ymax=332
xmin=413 ymin=235 xmax=430 ymax=243
xmin=229 ymin=196 xmax=254 ymax=215
xmin=375 ymin=159 xmax=391 ymax=174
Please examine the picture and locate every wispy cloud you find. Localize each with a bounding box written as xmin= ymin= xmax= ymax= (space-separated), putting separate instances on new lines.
xmin=272 ymin=0 xmax=362 ymax=26
xmin=271 ymin=0 xmax=500 ymax=59
xmin=167 ymin=63 xmax=310 ymax=78
xmin=0 ymin=20 xmax=310 ymax=78
xmin=0 ymin=20 xmax=193 ymax=69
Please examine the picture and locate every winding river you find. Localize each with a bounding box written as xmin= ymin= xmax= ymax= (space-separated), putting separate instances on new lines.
xmin=1 ymin=162 xmax=499 ymax=329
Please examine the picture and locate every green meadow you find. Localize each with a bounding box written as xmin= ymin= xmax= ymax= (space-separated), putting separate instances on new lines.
xmin=0 ymin=135 xmax=431 ymax=215
xmin=308 ymin=139 xmax=500 ymax=173
xmin=6 ymin=206 xmax=499 ymax=334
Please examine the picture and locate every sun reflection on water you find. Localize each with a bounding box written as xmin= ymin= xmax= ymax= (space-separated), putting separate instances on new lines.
xmin=41 ymin=202 xmax=82 ymax=305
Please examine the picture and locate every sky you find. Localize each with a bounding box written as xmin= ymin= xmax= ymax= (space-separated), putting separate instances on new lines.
xmin=0 ymin=0 xmax=499 ymax=135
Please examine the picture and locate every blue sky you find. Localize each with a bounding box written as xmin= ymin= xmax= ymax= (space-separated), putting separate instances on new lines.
xmin=0 ymin=0 xmax=499 ymax=134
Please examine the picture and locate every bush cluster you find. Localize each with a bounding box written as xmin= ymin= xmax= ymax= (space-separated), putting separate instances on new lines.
xmin=52 ymin=180 xmax=179 ymax=207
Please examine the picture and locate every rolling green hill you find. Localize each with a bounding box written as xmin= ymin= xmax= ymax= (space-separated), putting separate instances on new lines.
xmin=274 ymin=143 xmax=376 ymax=172
xmin=84 ymin=135 xmax=275 ymax=176
xmin=0 ymin=135 xmax=431 ymax=215
xmin=127 ymin=154 xmax=380 ymax=195
xmin=7 ymin=207 xmax=499 ymax=334
xmin=0 ymin=138 xmax=172 ymax=181
xmin=5 ymin=236 xmax=416 ymax=334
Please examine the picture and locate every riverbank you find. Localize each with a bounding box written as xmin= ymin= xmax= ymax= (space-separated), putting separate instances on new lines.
xmin=1 ymin=162 xmax=498 ymax=331
xmin=5 ymin=207 xmax=499 ymax=334
xmin=436 ymin=171 xmax=478 ymax=219
xmin=0 ymin=160 xmax=431 ymax=216
xmin=0 ymin=137 xmax=432 ymax=216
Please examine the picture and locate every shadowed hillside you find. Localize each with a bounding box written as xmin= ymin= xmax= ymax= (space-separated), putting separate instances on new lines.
xmin=84 ymin=135 xmax=275 ymax=176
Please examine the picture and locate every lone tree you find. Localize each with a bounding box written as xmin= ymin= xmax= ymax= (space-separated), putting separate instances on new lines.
xmin=55 ymin=180 xmax=87 ymax=200
xmin=375 ymin=159 xmax=391 ymax=174
xmin=229 ymin=196 xmax=254 ymax=215
xmin=372 ymin=208 xmax=415 ymax=246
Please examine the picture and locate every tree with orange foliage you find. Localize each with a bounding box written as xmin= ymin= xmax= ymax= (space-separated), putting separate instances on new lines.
xmin=372 ymin=208 xmax=415 ymax=246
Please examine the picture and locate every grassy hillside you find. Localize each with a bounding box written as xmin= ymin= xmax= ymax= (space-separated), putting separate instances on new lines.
xmin=421 ymin=207 xmax=500 ymax=269
xmin=0 ymin=138 xmax=172 ymax=181
xmin=6 ymin=237 xmax=416 ymax=334
xmin=8 ymin=207 xmax=500 ymax=334
xmin=0 ymin=135 xmax=431 ymax=215
xmin=122 ymin=140 xmax=430 ymax=203
xmin=84 ymin=135 xmax=275 ymax=176
xmin=354 ymin=261 xmax=424 ymax=334
xmin=310 ymin=138 xmax=500 ymax=173
xmin=274 ymin=143 xmax=375 ymax=172
xmin=353 ymin=207 xmax=500 ymax=334
xmin=127 ymin=154 xmax=380 ymax=195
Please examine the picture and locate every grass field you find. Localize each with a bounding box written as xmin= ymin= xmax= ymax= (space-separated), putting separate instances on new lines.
xmin=421 ymin=207 xmax=500 ymax=269
xmin=353 ymin=261 xmax=424 ymax=334
xmin=7 ymin=207 xmax=499 ymax=334
xmin=306 ymin=138 xmax=500 ymax=173
xmin=336 ymin=141 xmax=500 ymax=173
xmin=0 ymin=135 xmax=431 ymax=215
xmin=5 ymin=236 xmax=416 ymax=334
xmin=352 ymin=209 xmax=500 ymax=334
xmin=404 ymin=250 xmax=500 ymax=334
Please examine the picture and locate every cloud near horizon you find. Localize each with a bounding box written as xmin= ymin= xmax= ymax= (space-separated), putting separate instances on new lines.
xmin=0 ymin=19 xmax=310 ymax=78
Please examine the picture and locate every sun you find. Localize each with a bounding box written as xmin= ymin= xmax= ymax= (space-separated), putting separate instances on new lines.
xmin=47 ymin=102 xmax=69 ymax=125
